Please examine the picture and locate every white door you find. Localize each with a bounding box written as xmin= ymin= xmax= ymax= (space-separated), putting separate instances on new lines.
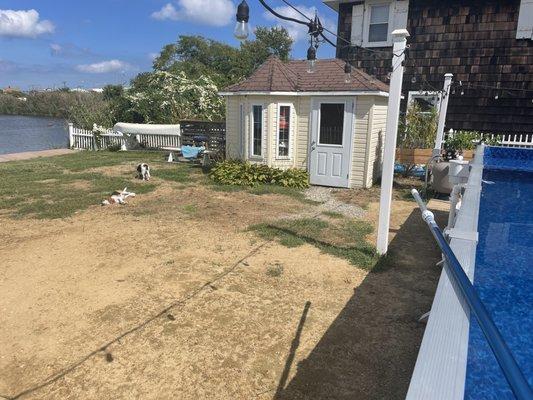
xmin=309 ymin=98 xmax=355 ymax=188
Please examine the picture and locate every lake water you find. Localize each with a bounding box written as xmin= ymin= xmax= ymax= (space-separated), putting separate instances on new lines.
xmin=0 ymin=115 xmax=69 ymax=155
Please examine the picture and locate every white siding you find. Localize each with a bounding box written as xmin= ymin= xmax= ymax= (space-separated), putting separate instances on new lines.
xmin=350 ymin=97 xmax=372 ymax=188
xmin=365 ymin=96 xmax=388 ymax=187
xmin=224 ymin=94 xmax=388 ymax=188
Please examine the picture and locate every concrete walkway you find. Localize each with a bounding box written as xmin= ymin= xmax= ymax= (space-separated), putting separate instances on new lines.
xmin=0 ymin=149 xmax=76 ymax=163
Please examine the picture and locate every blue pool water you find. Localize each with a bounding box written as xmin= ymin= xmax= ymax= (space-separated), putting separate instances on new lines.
xmin=464 ymin=147 xmax=533 ymax=399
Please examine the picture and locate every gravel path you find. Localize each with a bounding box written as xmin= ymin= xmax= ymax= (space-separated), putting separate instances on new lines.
xmin=304 ymin=186 xmax=366 ymax=219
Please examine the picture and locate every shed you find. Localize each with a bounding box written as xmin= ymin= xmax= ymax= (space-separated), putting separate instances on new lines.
xmin=219 ymin=56 xmax=389 ymax=188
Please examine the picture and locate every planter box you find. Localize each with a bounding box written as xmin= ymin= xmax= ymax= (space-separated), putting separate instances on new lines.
xmin=395 ymin=148 xmax=474 ymax=164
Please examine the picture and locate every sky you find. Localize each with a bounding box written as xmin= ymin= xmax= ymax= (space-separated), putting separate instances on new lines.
xmin=0 ymin=0 xmax=338 ymax=90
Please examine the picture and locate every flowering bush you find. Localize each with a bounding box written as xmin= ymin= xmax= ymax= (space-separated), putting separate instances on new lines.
xmin=126 ymin=71 xmax=224 ymax=124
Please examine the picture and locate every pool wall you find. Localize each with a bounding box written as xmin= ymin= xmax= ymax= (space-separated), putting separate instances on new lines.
xmin=406 ymin=146 xmax=484 ymax=400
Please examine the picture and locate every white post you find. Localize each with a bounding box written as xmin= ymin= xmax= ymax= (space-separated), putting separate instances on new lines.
xmin=433 ymin=73 xmax=453 ymax=156
xmin=68 ymin=123 xmax=74 ymax=148
xmin=376 ymin=29 xmax=409 ymax=255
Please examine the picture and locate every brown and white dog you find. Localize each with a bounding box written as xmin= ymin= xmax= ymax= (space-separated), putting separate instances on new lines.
xmin=101 ymin=187 xmax=136 ymax=206
xmin=137 ymin=163 xmax=151 ymax=181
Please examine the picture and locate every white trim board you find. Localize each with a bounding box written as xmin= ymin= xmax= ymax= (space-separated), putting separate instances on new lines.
xmin=219 ymin=91 xmax=389 ymax=97
xmin=406 ymin=145 xmax=485 ymax=400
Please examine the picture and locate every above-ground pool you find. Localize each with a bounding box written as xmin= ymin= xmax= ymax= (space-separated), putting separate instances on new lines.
xmin=465 ymin=147 xmax=533 ymax=399
xmin=406 ymin=146 xmax=533 ymax=400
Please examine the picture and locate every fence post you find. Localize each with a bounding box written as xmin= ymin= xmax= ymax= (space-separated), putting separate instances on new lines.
xmin=377 ymin=29 xmax=410 ymax=255
xmin=68 ymin=123 xmax=74 ymax=148
xmin=434 ymin=73 xmax=453 ymax=156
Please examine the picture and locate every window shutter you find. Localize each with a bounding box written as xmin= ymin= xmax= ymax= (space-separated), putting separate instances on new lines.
xmin=393 ymin=0 xmax=409 ymax=31
xmin=351 ymin=4 xmax=365 ymax=46
xmin=517 ymin=0 xmax=533 ymax=39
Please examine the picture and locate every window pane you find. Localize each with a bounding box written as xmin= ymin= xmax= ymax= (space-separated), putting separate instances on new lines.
xmin=369 ymin=23 xmax=388 ymax=42
xmin=413 ymin=96 xmax=438 ymax=112
xmin=319 ymin=103 xmax=344 ymax=145
xmin=278 ymin=106 xmax=290 ymax=157
xmin=370 ymin=4 xmax=389 ymax=23
xmin=252 ymin=105 xmax=262 ymax=156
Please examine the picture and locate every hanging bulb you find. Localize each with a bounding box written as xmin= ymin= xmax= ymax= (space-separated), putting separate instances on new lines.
xmin=461 ymin=89 xmax=465 ymax=96
xmin=344 ymin=61 xmax=352 ymax=83
xmin=234 ymin=1 xmax=250 ymax=41
xmin=307 ymin=46 xmax=317 ymax=74
xmin=411 ymin=76 xmax=417 ymax=84
xmin=494 ymin=94 xmax=499 ymax=100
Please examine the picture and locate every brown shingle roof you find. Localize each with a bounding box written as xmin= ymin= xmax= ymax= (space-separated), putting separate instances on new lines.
xmin=223 ymin=56 xmax=389 ymax=93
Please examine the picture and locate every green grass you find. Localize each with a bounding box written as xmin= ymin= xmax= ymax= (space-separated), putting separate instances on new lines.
xmin=250 ymin=217 xmax=378 ymax=269
xmin=181 ymin=204 xmax=198 ymax=215
xmin=322 ymin=211 xmax=344 ymax=219
xmin=0 ymin=151 xmax=192 ymax=219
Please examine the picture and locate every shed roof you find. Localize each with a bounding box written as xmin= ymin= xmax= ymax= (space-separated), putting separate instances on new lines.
xmin=221 ymin=56 xmax=389 ymax=94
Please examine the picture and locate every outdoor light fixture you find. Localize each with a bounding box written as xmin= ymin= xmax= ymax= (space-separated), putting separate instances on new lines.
xmin=307 ymin=46 xmax=317 ymax=73
xmin=344 ymin=61 xmax=352 ymax=83
xmin=234 ymin=0 xmax=250 ymax=41
xmin=235 ymin=0 xmax=333 ymax=74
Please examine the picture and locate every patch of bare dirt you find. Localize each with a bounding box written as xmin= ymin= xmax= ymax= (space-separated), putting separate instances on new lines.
xmin=0 ymin=181 xmax=446 ymax=400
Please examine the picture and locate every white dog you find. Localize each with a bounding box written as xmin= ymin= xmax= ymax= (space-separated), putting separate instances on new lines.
xmin=101 ymin=187 xmax=136 ymax=206
xmin=137 ymin=163 xmax=151 ymax=181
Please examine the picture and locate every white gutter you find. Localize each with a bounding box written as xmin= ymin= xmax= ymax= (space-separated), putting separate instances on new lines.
xmin=218 ymin=90 xmax=389 ymax=97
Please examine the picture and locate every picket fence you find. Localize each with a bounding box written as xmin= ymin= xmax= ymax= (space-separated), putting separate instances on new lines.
xmin=68 ymin=123 xmax=181 ymax=151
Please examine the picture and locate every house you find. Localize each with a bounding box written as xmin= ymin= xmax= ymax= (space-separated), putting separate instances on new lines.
xmin=219 ymin=56 xmax=389 ymax=188
xmin=324 ymin=0 xmax=533 ymax=135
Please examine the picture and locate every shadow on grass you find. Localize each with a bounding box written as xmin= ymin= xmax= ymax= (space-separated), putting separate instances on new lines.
xmin=250 ymin=218 xmax=378 ymax=270
xmin=273 ymin=208 xmax=447 ymax=400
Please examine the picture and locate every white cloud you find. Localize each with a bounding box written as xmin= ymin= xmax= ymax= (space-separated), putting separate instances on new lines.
xmin=151 ymin=3 xmax=180 ymax=21
xmin=263 ymin=6 xmax=336 ymax=43
xmin=50 ymin=43 xmax=62 ymax=55
xmin=76 ymin=60 xmax=130 ymax=74
xmin=0 ymin=9 xmax=55 ymax=38
xmin=151 ymin=0 xmax=233 ymax=27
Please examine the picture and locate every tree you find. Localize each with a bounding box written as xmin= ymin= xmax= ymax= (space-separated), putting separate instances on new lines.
xmin=102 ymin=84 xmax=124 ymax=101
xmin=152 ymin=27 xmax=293 ymax=88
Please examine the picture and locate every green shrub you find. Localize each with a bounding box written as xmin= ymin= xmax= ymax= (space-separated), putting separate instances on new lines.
xmin=444 ymin=130 xmax=501 ymax=160
xmin=107 ymin=143 xmax=122 ymax=152
xmin=209 ymin=160 xmax=309 ymax=189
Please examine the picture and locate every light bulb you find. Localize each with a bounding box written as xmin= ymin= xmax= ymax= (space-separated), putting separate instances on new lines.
xmin=306 ymin=45 xmax=317 ymax=74
xmin=234 ymin=21 xmax=249 ymax=41
xmin=234 ymin=1 xmax=250 ymax=41
xmin=344 ymin=61 xmax=352 ymax=83
xmin=307 ymin=59 xmax=316 ymax=74
xmin=494 ymin=94 xmax=499 ymax=100
xmin=411 ymin=76 xmax=417 ymax=83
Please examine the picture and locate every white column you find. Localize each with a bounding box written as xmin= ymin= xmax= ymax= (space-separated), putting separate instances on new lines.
xmin=377 ymin=29 xmax=409 ymax=255
xmin=434 ymin=73 xmax=453 ymax=157
xmin=68 ymin=123 xmax=74 ymax=148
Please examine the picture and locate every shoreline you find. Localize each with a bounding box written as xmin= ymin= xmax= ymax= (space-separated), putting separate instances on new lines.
xmin=0 ymin=148 xmax=76 ymax=163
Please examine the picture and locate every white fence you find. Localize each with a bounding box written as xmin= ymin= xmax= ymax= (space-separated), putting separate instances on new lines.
xmin=495 ymin=133 xmax=533 ymax=148
xmin=68 ymin=123 xmax=181 ymax=150
xmin=444 ymin=129 xmax=533 ymax=149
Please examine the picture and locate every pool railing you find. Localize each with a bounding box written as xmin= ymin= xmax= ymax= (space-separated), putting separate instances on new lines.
xmin=411 ymin=189 xmax=532 ymax=400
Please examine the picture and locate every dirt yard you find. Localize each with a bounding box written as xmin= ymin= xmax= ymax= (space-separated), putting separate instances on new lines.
xmin=0 ymin=153 xmax=447 ymax=400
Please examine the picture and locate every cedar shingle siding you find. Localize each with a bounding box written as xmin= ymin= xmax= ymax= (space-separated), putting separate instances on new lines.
xmin=336 ymin=0 xmax=533 ymax=135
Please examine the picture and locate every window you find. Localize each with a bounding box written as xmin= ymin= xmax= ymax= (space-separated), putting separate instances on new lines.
xmin=368 ymin=4 xmax=390 ymax=43
xmin=277 ymin=105 xmax=291 ymax=157
xmin=251 ymin=105 xmax=263 ymax=157
xmin=355 ymin=1 xmax=408 ymax=48
xmin=319 ymin=103 xmax=344 ymax=145
xmin=407 ymin=91 xmax=441 ymax=115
